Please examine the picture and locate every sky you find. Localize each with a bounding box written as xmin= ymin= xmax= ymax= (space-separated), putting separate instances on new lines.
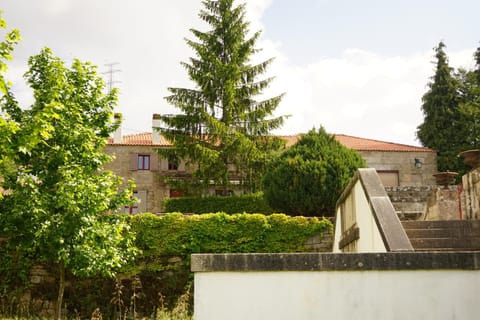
xmin=2 ymin=0 xmax=479 ymax=146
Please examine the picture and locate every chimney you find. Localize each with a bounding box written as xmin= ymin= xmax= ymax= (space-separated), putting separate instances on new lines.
xmin=152 ymin=114 xmax=162 ymax=145
xmin=113 ymin=113 xmax=122 ymax=144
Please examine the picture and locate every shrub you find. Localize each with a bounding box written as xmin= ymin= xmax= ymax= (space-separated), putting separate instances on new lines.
xmin=130 ymin=212 xmax=332 ymax=265
xmin=263 ymin=127 xmax=366 ymax=217
xmin=163 ymin=192 xmax=273 ymax=214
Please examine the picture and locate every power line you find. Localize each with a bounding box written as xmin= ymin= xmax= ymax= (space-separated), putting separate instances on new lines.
xmin=102 ymin=62 xmax=121 ymax=94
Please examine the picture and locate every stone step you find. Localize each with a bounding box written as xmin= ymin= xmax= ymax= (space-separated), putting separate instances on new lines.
xmin=402 ymin=220 xmax=480 ymax=230
xmin=404 ymin=228 xmax=480 ymax=239
xmin=401 ymin=220 xmax=480 ymax=251
xmin=409 ymin=247 xmax=480 ymax=252
xmin=409 ymin=237 xmax=480 ymax=250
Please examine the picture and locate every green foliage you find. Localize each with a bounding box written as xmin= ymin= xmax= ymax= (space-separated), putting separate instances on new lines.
xmin=163 ymin=192 xmax=273 ymax=214
xmin=131 ymin=212 xmax=331 ymax=261
xmin=0 ymin=11 xmax=21 ymax=197
xmin=0 ymin=212 xmax=332 ymax=318
xmin=417 ymin=42 xmax=480 ymax=176
xmin=0 ymin=48 xmax=136 ymax=319
xmin=158 ymin=0 xmax=286 ymax=194
xmin=0 ymin=10 xmax=20 ymax=95
xmin=456 ymin=46 xmax=480 ymax=152
xmin=263 ymin=127 xmax=366 ymax=217
xmin=417 ymin=42 xmax=464 ymax=173
xmin=0 ymin=48 xmax=136 ymax=277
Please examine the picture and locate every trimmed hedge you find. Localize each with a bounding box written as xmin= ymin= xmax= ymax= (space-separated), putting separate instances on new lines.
xmin=163 ymin=192 xmax=274 ymax=214
xmin=130 ymin=212 xmax=332 ymax=259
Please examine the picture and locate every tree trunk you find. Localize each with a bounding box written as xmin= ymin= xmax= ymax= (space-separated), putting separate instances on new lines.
xmin=56 ymin=264 xmax=66 ymax=320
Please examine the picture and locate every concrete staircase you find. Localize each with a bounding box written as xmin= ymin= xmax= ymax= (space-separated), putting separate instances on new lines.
xmin=401 ymin=220 xmax=480 ymax=251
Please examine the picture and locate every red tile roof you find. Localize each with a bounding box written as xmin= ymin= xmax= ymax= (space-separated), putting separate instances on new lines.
xmin=333 ymin=134 xmax=435 ymax=152
xmin=108 ymin=132 xmax=435 ymax=153
xmin=107 ymin=132 xmax=171 ymax=146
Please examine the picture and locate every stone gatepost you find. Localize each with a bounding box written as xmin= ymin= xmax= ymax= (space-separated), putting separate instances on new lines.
xmin=459 ymin=150 xmax=480 ymax=220
xmin=462 ymin=167 xmax=480 ymax=220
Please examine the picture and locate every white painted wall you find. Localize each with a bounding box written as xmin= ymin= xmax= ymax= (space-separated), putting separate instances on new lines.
xmin=334 ymin=179 xmax=386 ymax=252
xmin=353 ymin=182 xmax=386 ymax=252
xmin=194 ymin=270 xmax=480 ymax=320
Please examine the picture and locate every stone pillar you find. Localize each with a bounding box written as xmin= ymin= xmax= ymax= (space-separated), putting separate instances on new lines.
xmin=425 ymin=186 xmax=461 ymax=220
xmin=462 ymin=167 xmax=480 ymax=220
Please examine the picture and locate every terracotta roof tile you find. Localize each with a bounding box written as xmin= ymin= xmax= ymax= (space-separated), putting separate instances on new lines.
xmin=108 ymin=132 xmax=435 ymax=153
xmin=108 ymin=132 xmax=171 ymax=146
xmin=277 ymin=134 xmax=435 ymax=152
xmin=333 ymin=134 xmax=435 ymax=152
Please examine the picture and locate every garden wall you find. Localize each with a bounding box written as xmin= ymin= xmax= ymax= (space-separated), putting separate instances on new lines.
xmin=192 ymin=252 xmax=480 ymax=320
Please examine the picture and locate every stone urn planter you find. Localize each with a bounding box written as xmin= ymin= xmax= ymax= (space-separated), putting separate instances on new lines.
xmin=433 ymin=171 xmax=458 ymax=186
xmin=459 ymin=149 xmax=480 ymax=168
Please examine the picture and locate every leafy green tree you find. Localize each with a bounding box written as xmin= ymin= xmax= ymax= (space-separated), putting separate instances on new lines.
xmin=262 ymin=128 xmax=366 ymax=217
xmin=158 ymin=0 xmax=286 ymax=195
xmin=0 ymin=48 xmax=136 ymax=320
xmin=417 ymin=42 xmax=466 ymax=173
xmin=457 ymin=45 xmax=480 ymax=150
xmin=0 ymin=10 xmax=21 ymax=194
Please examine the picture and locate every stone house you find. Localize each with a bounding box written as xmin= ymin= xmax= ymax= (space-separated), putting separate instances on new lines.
xmin=281 ymin=134 xmax=437 ymax=187
xmin=104 ymin=115 xmax=437 ymax=213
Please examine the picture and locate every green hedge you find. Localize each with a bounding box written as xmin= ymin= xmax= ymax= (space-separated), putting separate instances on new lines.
xmin=163 ymin=192 xmax=274 ymax=214
xmin=130 ymin=212 xmax=332 ymax=259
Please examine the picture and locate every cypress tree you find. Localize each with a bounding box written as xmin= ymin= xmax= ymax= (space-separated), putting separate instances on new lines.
xmin=157 ymin=0 xmax=285 ymax=195
xmin=417 ymin=42 xmax=463 ymax=172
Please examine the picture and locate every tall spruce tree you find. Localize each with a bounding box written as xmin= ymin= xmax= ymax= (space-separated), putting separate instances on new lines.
xmin=157 ymin=0 xmax=285 ymax=195
xmin=417 ymin=42 xmax=464 ymax=172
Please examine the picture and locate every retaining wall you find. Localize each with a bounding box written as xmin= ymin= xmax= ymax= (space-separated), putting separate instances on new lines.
xmin=192 ymin=252 xmax=480 ymax=320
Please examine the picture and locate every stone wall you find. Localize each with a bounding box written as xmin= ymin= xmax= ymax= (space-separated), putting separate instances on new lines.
xmin=386 ymin=186 xmax=460 ymax=221
xmin=192 ymin=252 xmax=480 ymax=320
xmin=386 ymin=186 xmax=432 ymax=220
xmin=360 ymin=150 xmax=437 ymax=186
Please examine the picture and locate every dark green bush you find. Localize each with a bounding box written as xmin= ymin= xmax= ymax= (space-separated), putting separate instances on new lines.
xmin=263 ymin=127 xmax=366 ymax=217
xmin=163 ymin=192 xmax=274 ymax=214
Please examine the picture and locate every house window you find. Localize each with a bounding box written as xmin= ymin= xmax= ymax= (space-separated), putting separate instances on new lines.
xmin=138 ymin=155 xmax=150 ymax=170
xmin=215 ymin=189 xmax=233 ymax=196
xmin=169 ymin=189 xmax=183 ymax=198
xmin=130 ymin=153 xmax=158 ymax=171
xmin=168 ymin=156 xmax=179 ymax=170
xmin=124 ymin=191 xmax=139 ymax=214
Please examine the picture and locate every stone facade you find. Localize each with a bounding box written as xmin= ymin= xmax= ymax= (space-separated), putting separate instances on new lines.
xmin=104 ymin=144 xmax=186 ymax=213
xmin=104 ymin=116 xmax=438 ymax=213
xmin=359 ymin=150 xmax=437 ymax=187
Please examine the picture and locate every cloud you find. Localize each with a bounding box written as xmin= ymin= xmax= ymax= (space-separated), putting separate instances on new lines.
xmin=2 ymin=0 xmax=477 ymax=147
xmin=264 ymin=43 xmax=475 ymax=146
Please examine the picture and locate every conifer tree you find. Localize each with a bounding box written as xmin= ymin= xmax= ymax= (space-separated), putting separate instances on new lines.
xmin=457 ymin=45 xmax=480 ymax=151
xmin=417 ymin=42 xmax=463 ymax=172
xmin=157 ymin=0 xmax=285 ymax=195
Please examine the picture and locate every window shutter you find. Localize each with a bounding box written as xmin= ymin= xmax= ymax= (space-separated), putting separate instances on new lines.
xmin=150 ymin=153 xmax=159 ymax=171
xmin=129 ymin=153 xmax=138 ymax=171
